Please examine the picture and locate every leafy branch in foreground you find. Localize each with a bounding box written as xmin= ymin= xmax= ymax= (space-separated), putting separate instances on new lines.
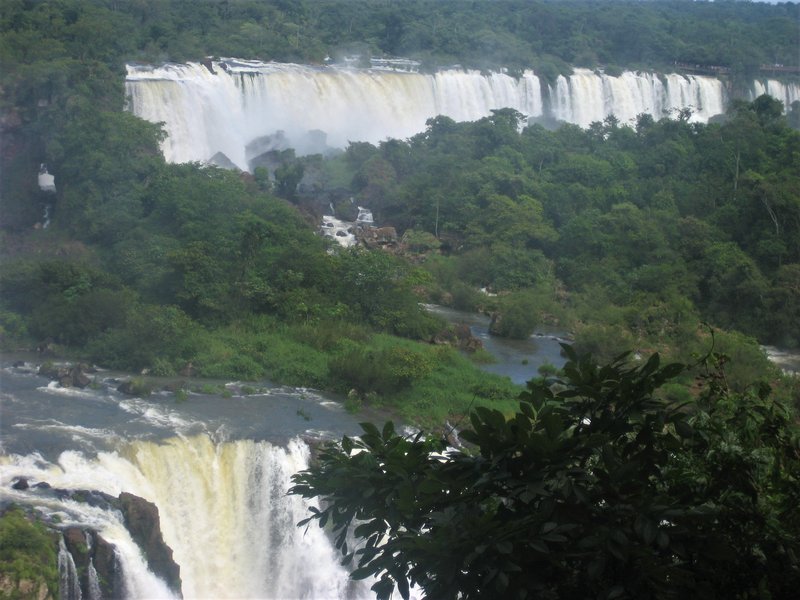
xmin=290 ymin=345 xmax=800 ymax=600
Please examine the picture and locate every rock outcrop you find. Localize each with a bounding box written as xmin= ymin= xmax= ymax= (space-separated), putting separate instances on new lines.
xmin=356 ymin=225 xmax=398 ymax=249
xmin=0 ymin=574 xmax=52 ymax=600
xmin=117 ymin=492 xmax=182 ymax=596
xmin=37 ymin=362 xmax=92 ymax=388
xmin=432 ymin=323 xmax=483 ymax=353
xmin=116 ymin=378 xmax=151 ymax=396
xmin=62 ymin=527 xmax=121 ymax=600
xmin=3 ymin=484 xmax=182 ymax=599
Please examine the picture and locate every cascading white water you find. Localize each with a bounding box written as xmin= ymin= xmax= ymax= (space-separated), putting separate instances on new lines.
xmin=126 ymin=60 xmax=799 ymax=170
xmin=2 ymin=467 xmax=178 ymax=599
xmin=548 ymin=68 xmax=726 ymax=127
xmin=87 ymin=559 xmax=102 ymax=600
xmin=114 ymin=436 xmax=360 ymax=599
xmin=1 ymin=364 xmax=373 ymax=599
xmin=59 ymin=536 xmax=83 ymax=600
xmin=125 ymin=61 xmax=544 ymax=169
xmin=750 ymin=79 xmax=800 ymax=111
xmin=2 ymin=436 xmax=365 ymax=600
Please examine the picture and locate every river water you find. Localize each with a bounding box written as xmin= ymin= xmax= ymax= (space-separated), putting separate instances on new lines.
xmin=0 ymin=362 xmax=371 ymax=599
xmin=763 ymin=345 xmax=800 ymax=375
xmin=426 ymin=305 xmax=569 ymax=385
xmin=2 ymin=318 xmax=795 ymax=598
xmin=0 ymin=305 xmax=568 ymax=598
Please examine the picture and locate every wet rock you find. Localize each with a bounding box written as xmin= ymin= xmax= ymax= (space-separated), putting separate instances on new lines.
xmin=117 ymin=492 xmax=182 ymax=596
xmin=92 ymin=534 xmax=120 ymax=599
xmin=62 ymin=528 xmax=87 ymax=556
xmin=179 ymin=362 xmax=194 ymax=377
xmin=63 ymin=527 xmax=121 ymax=600
xmin=488 ymin=312 xmax=502 ymax=336
xmin=38 ymin=362 xmax=61 ymax=380
xmin=39 ymin=363 xmax=91 ymax=388
xmin=11 ymin=477 xmax=29 ymax=490
xmin=62 ymin=489 xmax=116 ymax=510
xmin=357 ymin=226 xmax=398 ymax=249
xmin=432 ymin=324 xmax=483 ymax=353
xmin=36 ymin=341 xmax=57 ymax=357
xmin=116 ymin=379 xmax=151 ymax=396
xmin=208 ymin=151 xmax=239 ymax=170
xmin=200 ymin=58 xmax=216 ymax=74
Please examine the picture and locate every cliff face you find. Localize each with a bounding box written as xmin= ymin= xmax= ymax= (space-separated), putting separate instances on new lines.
xmin=1 ymin=488 xmax=183 ymax=600
xmin=117 ymin=492 xmax=183 ymax=597
xmin=62 ymin=526 xmax=122 ymax=600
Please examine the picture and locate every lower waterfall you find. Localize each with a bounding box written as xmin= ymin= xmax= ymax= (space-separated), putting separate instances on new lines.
xmin=3 ymin=436 xmax=364 ymax=599
xmin=58 ymin=536 xmax=82 ymax=600
xmin=120 ymin=436 xmax=359 ymax=599
xmin=0 ymin=365 xmax=370 ymax=599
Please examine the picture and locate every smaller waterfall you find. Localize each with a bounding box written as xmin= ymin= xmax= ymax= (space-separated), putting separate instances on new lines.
xmin=86 ymin=560 xmax=102 ymax=600
xmin=1 ymin=435 xmax=369 ymax=600
xmin=38 ymin=163 xmax=56 ymax=192
xmin=750 ymin=79 xmax=800 ymax=111
xmin=548 ymin=69 xmax=726 ymax=127
xmin=356 ymin=206 xmax=374 ymax=225
xmin=322 ymin=215 xmax=357 ymax=247
xmin=58 ymin=536 xmax=82 ymax=600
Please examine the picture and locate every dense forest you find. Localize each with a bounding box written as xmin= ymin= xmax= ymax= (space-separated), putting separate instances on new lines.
xmin=1 ymin=1 xmax=800 ymax=599
xmin=1 ymin=0 xmax=799 ymax=423
xmin=4 ymin=0 xmax=799 ymax=74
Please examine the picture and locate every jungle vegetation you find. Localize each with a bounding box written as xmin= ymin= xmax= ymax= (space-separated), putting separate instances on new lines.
xmin=1 ymin=0 xmax=798 ymax=424
xmin=1 ymin=3 xmax=799 ymax=596
xmin=291 ymin=346 xmax=800 ymax=599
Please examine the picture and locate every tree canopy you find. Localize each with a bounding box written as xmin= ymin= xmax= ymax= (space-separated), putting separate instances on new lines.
xmin=1 ymin=0 xmax=798 ymax=423
xmin=291 ymin=346 xmax=800 ymax=600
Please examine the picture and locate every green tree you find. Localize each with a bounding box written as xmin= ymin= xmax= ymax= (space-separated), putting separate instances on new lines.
xmin=291 ymin=347 xmax=800 ymax=600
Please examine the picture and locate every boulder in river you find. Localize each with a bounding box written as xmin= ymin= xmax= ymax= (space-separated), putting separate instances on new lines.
xmin=432 ymin=323 xmax=483 ymax=353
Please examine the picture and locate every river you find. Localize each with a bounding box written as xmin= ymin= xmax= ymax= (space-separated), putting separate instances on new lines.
xmin=0 ymin=305 xmax=569 ymax=598
xmin=2 ymin=319 xmax=795 ymax=598
xmin=426 ymin=305 xmax=569 ymax=385
xmin=0 ymin=361 xmax=371 ymax=599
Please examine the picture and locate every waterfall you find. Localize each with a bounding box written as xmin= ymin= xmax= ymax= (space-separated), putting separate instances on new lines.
xmin=115 ymin=436 xmax=359 ymax=599
xmin=548 ymin=69 xmax=726 ymax=127
xmin=87 ymin=560 xmax=102 ymax=600
xmin=126 ymin=61 xmax=544 ymax=169
xmin=750 ymin=79 xmax=800 ymax=111
xmin=59 ymin=536 xmax=83 ymax=600
xmin=2 ymin=436 xmax=365 ymax=600
xmin=126 ymin=60 xmax=799 ymax=169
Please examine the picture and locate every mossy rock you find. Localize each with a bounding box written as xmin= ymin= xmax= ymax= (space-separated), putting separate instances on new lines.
xmin=0 ymin=506 xmax=59 ymax=600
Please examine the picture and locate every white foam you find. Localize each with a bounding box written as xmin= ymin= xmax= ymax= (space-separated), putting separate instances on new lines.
xmin=118 ymin=398 xmax=203 ymax=432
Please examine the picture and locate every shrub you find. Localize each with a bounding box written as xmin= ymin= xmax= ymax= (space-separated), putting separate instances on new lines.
xmin=490 ymin=292 xmax=540 ymax=339
xmin=328 ymin=343 xmax=433 ymax=396
xmin=0 ymin=507 xmax=59 ymax=596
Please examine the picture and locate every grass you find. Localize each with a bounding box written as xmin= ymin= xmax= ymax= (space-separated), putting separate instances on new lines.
xmin=177 ymin=317 xmax=524 ymax=427
xmin=0 ymin=506 xmax=60 ymax=597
